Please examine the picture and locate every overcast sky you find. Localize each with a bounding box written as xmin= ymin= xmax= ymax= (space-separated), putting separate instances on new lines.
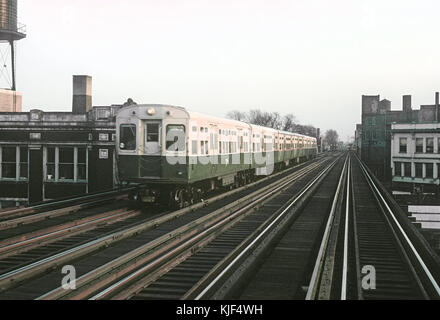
xmin=9 ymin=0 xmax=440 ymax=141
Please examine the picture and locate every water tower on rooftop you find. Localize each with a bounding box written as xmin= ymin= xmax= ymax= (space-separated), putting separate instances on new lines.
xmin=0 ymin=0 xmax=25 ymax=92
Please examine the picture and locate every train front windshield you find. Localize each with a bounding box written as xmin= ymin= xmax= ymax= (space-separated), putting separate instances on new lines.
xmin=120 ymin=124 xmax=136 ymax=150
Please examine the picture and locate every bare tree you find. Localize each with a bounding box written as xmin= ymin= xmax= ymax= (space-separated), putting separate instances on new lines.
xmin=225 ymin=109 xmax=318 ymax=138
xmin=246 ymin=109 xmax=282 ymax=128
xmin=226 ymin=110 xmax=247 ymax=121
xmin=281 ymin=114 xmax=297 ymax=132
xmin=324 ymin=129 xmax=339 ymax=150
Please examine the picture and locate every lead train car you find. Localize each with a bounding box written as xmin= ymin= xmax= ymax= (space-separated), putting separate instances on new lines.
xmin=116 ymin=104 xmax=318 ymax=208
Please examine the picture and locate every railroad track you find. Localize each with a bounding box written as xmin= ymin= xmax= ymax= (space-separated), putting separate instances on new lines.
xmin=0 ymin=154 xmax=335 ymax=299
xmin=197 ymin=153 xmax=349 ymax=300
xmin=0 ymin=188 xmax=134 ymax=224
xmin=40 ymin=154 xmax=340 ymax=300
xmin=180 ymin=152 xmax=440 ymax=301
xmin=341 ymin=155 xmax=440 ymax=300
xmin=4 ymin=151 xmax=437 ymax=300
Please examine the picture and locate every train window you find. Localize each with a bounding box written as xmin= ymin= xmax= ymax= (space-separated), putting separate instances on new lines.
xmin=192 ymin=141 xmax=197 ymax=155
xmin=214 ymin=134 xmax=218 ymax=151
xmin=120 ymin=124 xmax=136 ymax=150
xmin=146 ymin=123 xmax=159 ymax=142
xmin=166 ymin=125 xmax=186 ymax=151
xmin=201 ymin=141 xmax=209 ymax=155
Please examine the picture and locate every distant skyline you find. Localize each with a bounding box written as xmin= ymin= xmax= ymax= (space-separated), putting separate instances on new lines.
xmin=9 ymin=0 xmax=440 ymax=141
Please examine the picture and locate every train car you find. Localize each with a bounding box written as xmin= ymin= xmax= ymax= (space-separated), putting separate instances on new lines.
xmin=116 ymin=104 xmax=318 ymax=208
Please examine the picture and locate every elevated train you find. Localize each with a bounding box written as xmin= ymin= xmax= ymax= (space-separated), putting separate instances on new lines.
xmin=116 ymin=104 xmax=318 ymax=208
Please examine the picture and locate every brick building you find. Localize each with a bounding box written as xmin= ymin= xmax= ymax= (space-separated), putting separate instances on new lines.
xmin=360 ymin=93 xmax=440 ymax=184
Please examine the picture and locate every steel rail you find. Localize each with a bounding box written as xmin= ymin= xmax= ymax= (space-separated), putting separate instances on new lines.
xmin=340 ymin=156 xmax=351 ymax=300
xmin=0 ymin=208 xmax=136 ymax=256
xmin=195 ymin=156 xmax=341 ymax=300
xmin=357 ymin=158 xmax=440 ymax=297
xmin=0 ymin=196 xmax=128 ymax=231
xmin=0 ymin=188 xmax=134 ymax=221
xmin=38 ymin=157 xmax=330 ymax=300
xmin=305 ymin=155 xmax=348 ymax=300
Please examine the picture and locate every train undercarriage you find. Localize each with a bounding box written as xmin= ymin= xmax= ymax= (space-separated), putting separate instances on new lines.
xmin=126 ymin=155 xmax=313 ymax=209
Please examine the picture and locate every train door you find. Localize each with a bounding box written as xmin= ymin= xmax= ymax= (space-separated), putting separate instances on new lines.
xmin=144 ymin=121 xmax=161 ymax=155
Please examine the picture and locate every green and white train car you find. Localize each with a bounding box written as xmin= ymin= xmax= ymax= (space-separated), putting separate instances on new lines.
xmin=116 ymin=104 xmax=317 ymax=207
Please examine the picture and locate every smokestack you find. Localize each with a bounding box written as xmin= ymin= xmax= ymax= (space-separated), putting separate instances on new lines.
xmin=403 ymin=95 xmax=412 ymax=112
xmin=72 ymin=75 xmax=92 ymax=114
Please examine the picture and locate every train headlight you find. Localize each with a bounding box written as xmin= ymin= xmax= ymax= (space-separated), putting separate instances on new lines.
xmin=120 ymin=143 xmax=125 ymax=149
xmin=147 ymin=108 xmax=156 ymax=116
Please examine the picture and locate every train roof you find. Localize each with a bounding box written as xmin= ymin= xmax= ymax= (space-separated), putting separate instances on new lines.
xmin=119 ymin=104 xmax=316 ymax=140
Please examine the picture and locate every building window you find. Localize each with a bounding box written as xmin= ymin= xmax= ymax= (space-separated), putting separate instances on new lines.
xmin=97 ymin=109 xmax=110 ymax=120
xmin=403 ymin=162 xmax=411 ymax=178
xmin=415 ymin=163 xmax=423 ymax=178
xmin=45 ymin=147 xmax=87 ymax=182
xmin=99 ymin=133 xmax=109 ymax=141
xmin=426 ymin=138 xmax=434 ymax=154
xmin=399 ymin=138 xmax=407 ymax=153
xmin=46 ymin=147 xmax=56 ymax=180
xmin=2 ymin=147 xmax=16 ymax=179
xmin=415 ymin=138 xmax=423 ymax=153
xmin=394 ymin=162 xmax=402 ymax=177
xmin=59 ymin=148 xmax=74 ymax=180
xmin=0 ymin=146 xmax=28 ymax=181
xmin=19 ymin=147 xmax=28 ymax=179
xmin=78 ymin=148 xmax=87 ymax=180
xmin=426 ymin=163 xmax=434 ymax=179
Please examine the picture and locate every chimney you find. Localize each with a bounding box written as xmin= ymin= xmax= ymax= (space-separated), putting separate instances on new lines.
xmin=402 ymin=95 xmax=412 ymax=112
xmin=72 ymin=75 xmax=92 ymax=114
